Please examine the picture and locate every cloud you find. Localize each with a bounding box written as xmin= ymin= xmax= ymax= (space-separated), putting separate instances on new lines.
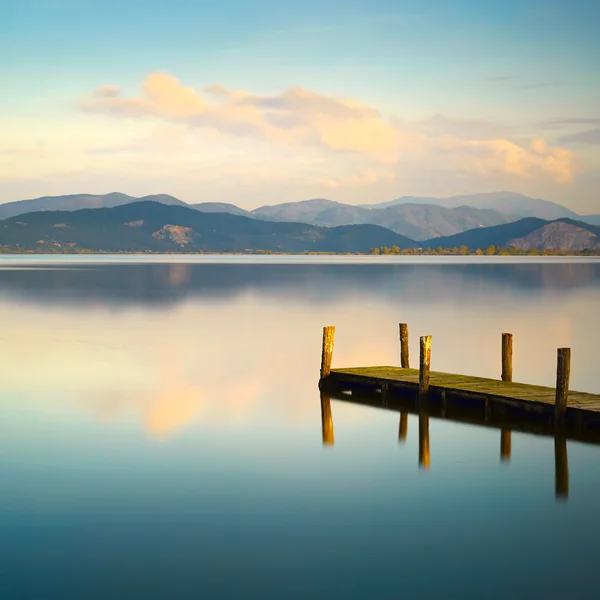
xmin=558 ymin=129 xmax=600 ymax=146
xmin=80 ymin=73 xmax=400 ymax=158
xmin=76 ymin=71 xmax=576 ymax=184
xmin=422 ymin=114 xmax=514 ymax=141
xmin=541 ymin=117 xmax=600 ymax=129
xmin=94 ymin=85 xmax=121 ymax=98
xmin=521 ymin=81 xmax=562 ymax=90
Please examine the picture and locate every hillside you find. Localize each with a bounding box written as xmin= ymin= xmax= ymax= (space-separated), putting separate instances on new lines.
xmin=421 ymin=217 xmax=600 ymax=250
xmin=0 ymin=192 xmax=187 ymax=220
xmin=192 ymin=202 xmax=255 ymax=218
xmin=508 ymin=222 xmax=600 ymax=251
xmin=2 ymin=191 xmax=590 ymax=241
xmin=251 ymin=198 xmax=510 ymax=239
xmin=582 ymin=215 xmax=600 ymax=226
xmin=0 ymin=201 xmax=416 ymax=253
xmin=361 ymin=191 xmax=580 ymax=220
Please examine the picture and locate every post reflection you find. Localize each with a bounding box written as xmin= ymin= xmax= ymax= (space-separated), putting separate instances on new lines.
xmin=500 ymin=429 xmax=511 ymax=462
xmin=418 ymin=410 xmax=430 ymax=470
xmin=320 ymin=391 xmax=334 ymax=446
xmin=398 ymin=412 xmax=408 ymax=442
xmin=555 ymin=434 xmax=569 ymax=500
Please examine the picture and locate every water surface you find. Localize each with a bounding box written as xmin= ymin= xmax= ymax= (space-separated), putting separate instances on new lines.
xmin=1 ymin=256 xmax=600 ymax=599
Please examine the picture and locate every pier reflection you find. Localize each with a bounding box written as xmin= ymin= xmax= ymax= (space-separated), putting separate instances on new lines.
xmin=398 ymin=412 xmax=408 ymax=442
xmin=418 ymin=410 xmax=430 ymax=470
xmin=555 ymin=434 xmax=569 ymax=500
xmin=500 ymin=429 xmax=511 ymax=462
xmin=320 ymin=391 xmax=334 ymax=446
xmin=321 ymin=391 xmax=576 ymax=500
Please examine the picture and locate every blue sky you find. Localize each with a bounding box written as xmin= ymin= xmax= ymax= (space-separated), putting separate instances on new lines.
xmin=1 ymin=0 xmax=599 ymax=211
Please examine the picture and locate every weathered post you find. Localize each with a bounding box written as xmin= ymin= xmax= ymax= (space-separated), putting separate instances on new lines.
xmin=418 ymin=410 xmax=430 ymax=470
xmin=500 ymin=429 xmax=511 ymax=462
xmin=554 ymin=348 xmax=571 ymax=423
xmin=319 ymin=326 xmax=336 ymax=386
xmin=398 ymin=412 xmax=408 ymax=442
xmin=399 ymin=323 xmax=410 ymax=368
xmin=502 ymin=333 xmax=513 ymax=382
xmin=419 ymin=335 xmax=432 ymax=399
xmin=554 ymin=434 xmax=569 ymax=500
xmin=320 ymin=391 xmax=334 ymax=446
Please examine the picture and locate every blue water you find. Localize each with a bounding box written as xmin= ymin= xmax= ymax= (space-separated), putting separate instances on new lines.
xmin=1 ymin=257 xmax=599 ymax=599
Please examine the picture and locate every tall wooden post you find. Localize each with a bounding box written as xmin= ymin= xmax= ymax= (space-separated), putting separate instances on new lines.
xmin=419 ymin=336 xmax=432 ymax=398
xmin=418 ymin=410 xmax=430 ymax=470
xmin=398 ymin=412 xmax=408 ymax=442
xmin=554 ymin=434 xmax=569 ymax=500
xmin=500 ymin=429 xmax=511 ymax=462
xmin=502 ymin=333 xmax=513 ymax=382
xmin=320 ymin=326 xmax=335 ymax=382
xmin=399 ymin=323 xmax=410 ymax=368
xmin=554 ymin=348 xmax=571 ymax=422
xmin=320 ymin=391 xmax=334 ymax=446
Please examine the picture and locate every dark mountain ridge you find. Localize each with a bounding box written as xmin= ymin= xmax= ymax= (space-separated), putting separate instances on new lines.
xmin=0 ymin=201 xmax=416 ymax=253
xmin=421 ymin=217 xmax=600 ymax=250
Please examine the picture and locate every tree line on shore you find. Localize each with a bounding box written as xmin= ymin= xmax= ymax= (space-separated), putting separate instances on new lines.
xmin=369 ymin=245 xmax=600 ymax=256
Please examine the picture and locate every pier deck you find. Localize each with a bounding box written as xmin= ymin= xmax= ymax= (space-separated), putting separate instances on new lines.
xmin=328 ymin=366 xmax=600 ymax=414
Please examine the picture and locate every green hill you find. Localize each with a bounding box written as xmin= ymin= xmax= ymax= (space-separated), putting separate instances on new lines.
xmin=0 ymin=201 xmax=416 ymax=253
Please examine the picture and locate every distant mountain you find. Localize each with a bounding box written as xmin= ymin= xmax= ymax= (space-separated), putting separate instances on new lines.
xmin=363 ymin=204 xmax=511 ymax=240
xmin=252 ymin=198 xmax=365 ymax=225
xmin=581 ymin=215 xmax=600 ymax=226
xmin=421 ymin=217 xmax=600 ymax=250
xmin=1 ymin=191 xmax=588 ymax=241
xmin=0 ymin=192 xmax=187 ymax=220
xmin=251 ymin=198 xmax=510 ymax=240
xmin=508 ymin=222 xmax=600 ymax=252
xmin=0 ymin=201 xmax=416 ymax=253
xmin=361 ymin=191 xmax=580 ymax=221
xmin=192 ymin=202 xmax=255 ymax=218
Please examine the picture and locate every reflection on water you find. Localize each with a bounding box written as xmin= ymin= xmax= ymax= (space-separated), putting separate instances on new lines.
xmin=399 ymin=412 xmax=408 ymax=442
xmin=501 ymin=429 xmax=512 ymax=462
xmin=1 ymin=257 xmax=600 ymax=599
xmin=1 ymin=260 xmax=600 ymax=308
xmin=320 ymin=392 xmax=334 ymax=446
xmin=555 ymin=434 xmax=569 ymax=500
xmin=323 ymin=394 xmax=575 ymax=500
xmin=418 ymin=410 xmax=430 ymax=470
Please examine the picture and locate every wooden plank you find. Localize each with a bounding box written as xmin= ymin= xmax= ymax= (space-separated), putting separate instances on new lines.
xmin=328 ymin=365 xmax=600 ymax=415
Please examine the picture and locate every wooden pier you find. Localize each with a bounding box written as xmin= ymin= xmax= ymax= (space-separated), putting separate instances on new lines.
xmin=318 ymin=324 xmax=600 ymax=437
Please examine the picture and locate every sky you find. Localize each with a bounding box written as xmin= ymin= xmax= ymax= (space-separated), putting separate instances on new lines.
xmin=1 ymin=0 xmax=599 ymax=212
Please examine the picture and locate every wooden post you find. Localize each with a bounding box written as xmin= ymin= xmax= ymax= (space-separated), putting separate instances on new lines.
xmin=418 ymin=410 xmax=430 ymax=470
xmin=419 ymin=335 xmax=432 ymax=398
xmin=399 ymin=323 xmax=410 ymax=368
xmin=554 ymin=348 xmax=571 ymax=422
xmin=398 ymin=412 xmax=408 ymax=442
xmin=320 ymin=326 xmax=335 ymax=381
xmin=554 ymin=434 xmax=569 ymax=500
xmin=500 ymin=429 xmax=511 ymax=462
xmin=502 ymin=333 xmax=513 ymax=382
xmin=320 ymin=391 xmax=334 ymax=446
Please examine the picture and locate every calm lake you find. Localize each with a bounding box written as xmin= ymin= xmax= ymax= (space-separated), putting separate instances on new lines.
xmin=1 ymin=256 xmax=600 ymax=599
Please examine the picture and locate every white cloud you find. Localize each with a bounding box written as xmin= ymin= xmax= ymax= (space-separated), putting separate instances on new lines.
xmin=0 ymin=71 xmax=586 ymax=206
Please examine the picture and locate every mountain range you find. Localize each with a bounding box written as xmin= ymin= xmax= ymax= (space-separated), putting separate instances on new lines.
xmin=0 ymin=201 xmax=415 ymax=253
xmin=1 ymin=200 xmax=598 ymax=254
xmin=1 ymin=190 xmax=598 ymax=242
